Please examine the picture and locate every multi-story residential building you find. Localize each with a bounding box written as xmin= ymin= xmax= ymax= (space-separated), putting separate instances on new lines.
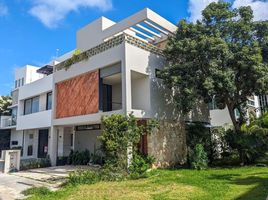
xmin=0 ymin=8 xmax=209 ymax=168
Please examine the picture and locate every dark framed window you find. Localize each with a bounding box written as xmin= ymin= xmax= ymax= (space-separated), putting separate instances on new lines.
xmin=11 ymin=141 xmax=18 ymax=145
xmin=21 ymin=77 xmax=24 ymax=86
xmin=24 ymin=96 xmax=39 ymax=115
xmin=27 ymin=145 xmax=33 ymax=156
xmin=46 ymin=92 xmax=52 ymax=110
xmin=15 ymin=80 xmax=18 ymax=88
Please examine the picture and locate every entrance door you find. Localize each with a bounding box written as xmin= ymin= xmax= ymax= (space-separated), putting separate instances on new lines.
xmin=38 ymin=129 xmax=48 ymax=158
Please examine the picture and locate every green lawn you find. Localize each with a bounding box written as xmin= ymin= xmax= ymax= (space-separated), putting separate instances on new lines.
xmin=25 ymin=167 xmax=268 ymax=200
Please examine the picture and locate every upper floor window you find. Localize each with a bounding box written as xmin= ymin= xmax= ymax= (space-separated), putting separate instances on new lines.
xmin=24 ymin=96 xmax=39 ymax=115
xmin=21 ymin=78 xmax=24 ymax=86
xmin=15 ymin=80 xmax=18 ymax=88
xmin=18 ymin=79 xmax=21 ymax=87
xmin=46 ymin=92 xmax=52 ymax=110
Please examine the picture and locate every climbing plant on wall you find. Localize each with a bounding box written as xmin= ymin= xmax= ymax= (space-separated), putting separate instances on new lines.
xmin=99 ymin=113 xmax=159 ymax=171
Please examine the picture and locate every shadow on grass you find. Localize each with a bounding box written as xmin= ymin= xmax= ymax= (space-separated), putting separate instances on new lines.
xmin=209 ymin=172 xmax=268 ymax=200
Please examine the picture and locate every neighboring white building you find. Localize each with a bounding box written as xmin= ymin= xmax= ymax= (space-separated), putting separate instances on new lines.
xmin=209 ymin=95 xmax=262 ymax=128
xmin=0 ymin=8 xmax=209 ymax=167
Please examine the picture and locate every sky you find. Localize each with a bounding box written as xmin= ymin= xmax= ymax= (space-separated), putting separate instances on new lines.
xmin=0 ymin=0 xmax=268 ymax=95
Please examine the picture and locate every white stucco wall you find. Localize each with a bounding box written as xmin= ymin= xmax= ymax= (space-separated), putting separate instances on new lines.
xmin=74 ymin=130 xmax=101 ymax=153
xmin=16 ymin=110 xmax=52 ymax=130
xmin=10 ymin=130 xmax=23 ymax=148
xmin=18 ymin=74 xmax=52 ymax=101
xmin=210 ymin=107 xmax=232 ymax=127
xmin=22 ymin=129 xmax=38 ymax=159
xmin=131 ymin=74 xmax=150 ymax=111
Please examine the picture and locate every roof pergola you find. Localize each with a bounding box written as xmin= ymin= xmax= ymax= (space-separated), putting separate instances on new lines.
xmin=102 ymin=8 xmax=177 ymax=44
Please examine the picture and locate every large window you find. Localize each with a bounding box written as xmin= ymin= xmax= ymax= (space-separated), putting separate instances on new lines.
xmin=24 ymin=96 xmax=39 ymax=115
xmin=46 ymin=92 xmax=52 ymax=110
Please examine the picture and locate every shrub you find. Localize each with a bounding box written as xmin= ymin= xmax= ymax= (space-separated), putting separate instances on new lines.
xmin=67 ymin=150 xmax=91 ymax=165
xmin=129 ymin=154 xmax=155 ymax=179
xmin=20 ymin=157 xmax=51 ymax=171
xmin=225 ymin=128 xmax=268 ymax=164
xmin=22 ymin=187 xmax=52 ymax=196
xmin=186 ymin=122 xmax=216 ymax=164
xmin=68 ymin=167 xmax=127 ymax=185
xmin=189 ymin=144 xmax=208 ymax=170
xmin=68 ymin=170 xmax=101 ymax=185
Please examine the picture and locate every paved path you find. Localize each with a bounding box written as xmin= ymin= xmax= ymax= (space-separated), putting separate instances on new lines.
xmin=0 ymin=165 xmax=92 ymax=200
xmin=0 ymin=173 xmax=45 ymax=200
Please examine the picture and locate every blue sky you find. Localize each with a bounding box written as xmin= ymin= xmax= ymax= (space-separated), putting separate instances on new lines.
xmin=0 ymin=0 xmax=267 ymax=95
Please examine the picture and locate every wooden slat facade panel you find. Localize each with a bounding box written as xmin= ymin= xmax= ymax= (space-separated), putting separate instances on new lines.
xmin=56 ymin=70 xmax=99 ymax=119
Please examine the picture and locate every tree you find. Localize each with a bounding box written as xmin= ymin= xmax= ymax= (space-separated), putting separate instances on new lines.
xmin=0 ymin=96 xmax=12 ymax=116
xmin=163 ymin=2 xmax=268 ymax=135
xmin=163 ymin=2 xmax=268 ymax=164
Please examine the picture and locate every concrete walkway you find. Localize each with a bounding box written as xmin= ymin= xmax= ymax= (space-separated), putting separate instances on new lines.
xmin=0 ymin=165 xmax=92 ymax=200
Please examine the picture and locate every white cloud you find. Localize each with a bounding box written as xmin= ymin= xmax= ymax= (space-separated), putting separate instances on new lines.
xmin=232 ymin=0 xmax=268 ymax=21
xmin=188 ymin=0 xmax=218 ymax=22
xmin=188 ymin=0 xmax=268 ymax=22
xmin=0 ymin=2 xmax=8 ymax=16
xmin=29 ymin=0 xmax=113 ymax=28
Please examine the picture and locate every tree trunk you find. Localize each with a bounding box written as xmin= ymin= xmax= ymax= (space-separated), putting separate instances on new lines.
xmin=226 ymin=103 xmax=241 ymax=133
xmin=226 ymin=103 xmax=245 ymax=165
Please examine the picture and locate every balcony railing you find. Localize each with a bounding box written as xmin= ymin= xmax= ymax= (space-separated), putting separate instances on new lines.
xmin=0 ymin=116 xmax=16 ymax=128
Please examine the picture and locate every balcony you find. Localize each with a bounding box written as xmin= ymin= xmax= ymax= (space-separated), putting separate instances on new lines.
xmin=16 ymin=110 xmax=52 ymax=130
xmin=0 ymin=116 xmax=16 ymax=129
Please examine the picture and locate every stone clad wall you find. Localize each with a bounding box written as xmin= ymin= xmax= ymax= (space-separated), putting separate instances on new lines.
xmin=147 ymin=121 xmax=187 ymax=168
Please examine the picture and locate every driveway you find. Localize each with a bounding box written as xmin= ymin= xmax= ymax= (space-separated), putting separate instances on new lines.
xmin=0 ymin=165 xmax=92 ymax=200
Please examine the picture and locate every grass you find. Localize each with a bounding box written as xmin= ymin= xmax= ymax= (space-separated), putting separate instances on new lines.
xmin=24 ymin=166 xmax=268 ymax=200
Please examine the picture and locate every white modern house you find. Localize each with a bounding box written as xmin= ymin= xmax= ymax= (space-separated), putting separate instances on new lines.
xmin=0 ymin=8 xmax=209 ymax=168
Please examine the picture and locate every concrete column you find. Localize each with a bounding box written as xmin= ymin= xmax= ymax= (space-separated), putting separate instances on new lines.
xmin=72 ymin=127 xmax=75 ymax=151
xmin=57 ymin=127 xmax=64 ymax=157
xmin=122 ymin=43 xmax=132 ymax=113
xmin=48 ymin=126 xmax=58 ymax=166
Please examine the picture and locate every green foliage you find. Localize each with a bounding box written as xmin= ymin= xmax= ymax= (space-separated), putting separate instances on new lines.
xmin=99 ymin=114 xmax=158 ymax=171
xmin=225 ymin=113 xmax=268 ymax=164
xmin=68 ymin=170 xmax=102 ymax=185
xmin=68 ymin=167 xmax=127 ymax=186
xmin=0 ymin=96 xmax=12 ymax=115
xmin=67 ymin=149 xmax=91 ymax=165
xmin=186 ymin=122 xmax=213 ymax=161
xmin=23 ymin=167 xmax=268 ymax=200
xmin=23 ymin=187 xmax=52 ymax=196
xmin=163 ymin=2 xmax=268 ymax=132
xmin=189 ymin=144 xmax=208 ymax=170
xmin=20 ymin=157 xmax=51 ymax=171
xmin=129 ymin=154 xmax=155 ymax=179
xmin=63 ymin=49 xmax=89 ymax=70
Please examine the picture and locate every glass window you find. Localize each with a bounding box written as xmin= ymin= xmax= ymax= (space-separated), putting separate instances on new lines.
xmin=32 ymin=96 xmax=39 ymax=113
xmin=21 ymin=78 xmax=24 ymax=86
xmin=46 ymin=92 xmax=52 ymax=110
xmin=24 ymin=96 xmax=39 ymax=115
xmin=18 ymin=79 xmax=21 ymax=87
xmin=15 ymin=80 xmax=17 ymax=88
xmin=24 ymin=99 xmax=32 ymax=115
